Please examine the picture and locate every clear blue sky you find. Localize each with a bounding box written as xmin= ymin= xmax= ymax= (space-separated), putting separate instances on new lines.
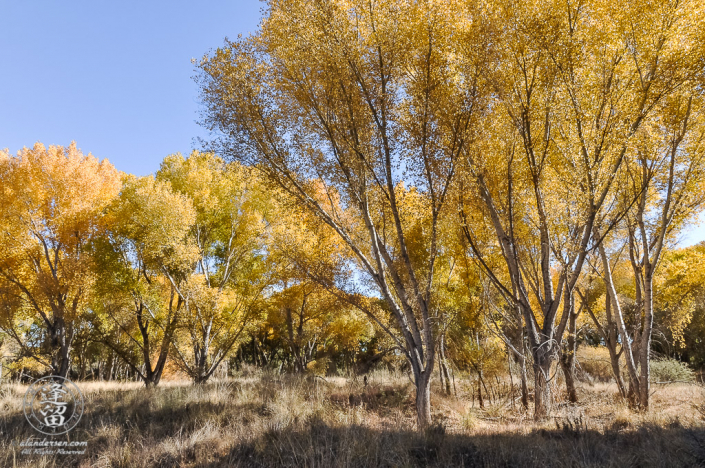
xmin=681 ymin=214 xmax=705 ymax=247
xmin=0 ymin=1 xmax=703 ymax=246
xmin=0 ymin=0 xmax=262 ymax=176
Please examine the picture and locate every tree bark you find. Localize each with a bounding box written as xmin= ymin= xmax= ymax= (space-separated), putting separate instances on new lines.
xmin=532 ymin=351 xmax=553 ymax=418
xmin=639 ymin=267 xmax=655 ymax=409
xmin=477 ymin=376 xmax=484 ymax=409
xmin=597 ymin=234 xmax=642 ymax=409
xmin=519 ymin=356 xmax=529 ymax=410
xmin=415 ymin=369 xmax=432 ymax=430
xmin=559 ymin=297 xmax=579 ymax=403
xmin=604 ymin=294 xmax=628 ymax=399
xmin=559 ymin=352 xmax=577 ymax=403
xmin=439 ymin=333 xmax=452 ymax=395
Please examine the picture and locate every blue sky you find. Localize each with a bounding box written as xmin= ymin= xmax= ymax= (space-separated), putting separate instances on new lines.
xmin=681 ymin=215 xmax=704 ymax=247
xmin=0 ymin=1 xmax=703 ymax=246
xmin=0 ymin=1 xmax=262 ymax=175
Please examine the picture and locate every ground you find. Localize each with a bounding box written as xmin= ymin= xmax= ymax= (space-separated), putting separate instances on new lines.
xmin=1 ymin=370 xmax=704 ymax=467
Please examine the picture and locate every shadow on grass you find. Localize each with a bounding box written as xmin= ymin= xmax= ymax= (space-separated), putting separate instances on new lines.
xmin=208 ymin=419 xmax=705 ymax=468
xmin=2 ymin=380 xmax=704 ymax=467
xmin=0 ymin=386 xmax=237 ymax=452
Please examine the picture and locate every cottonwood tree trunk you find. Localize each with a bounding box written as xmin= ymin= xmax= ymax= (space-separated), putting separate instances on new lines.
xmin=415 ymin=369 xmax=433 ymax=429
xmin=106 ymin=354 xmax=114 ymax=381
xmin=639 ymin=265 xmax=656 ymax=409
xmin=136 ymin=302 xmax=172 ymax=387
xmin=559 ymin=296 xmax=580 ymax=403
xmin=441 ymin=359 xmax=452 ymax=395
xmin=285 ymin=305 xmax=310 ymax=373
xmin=608 ymin=347 xmax=627 ymax=399
xmin=597 ymin=237 xmax=644 ymax=408
xmin=48 ymin=318 xmax=73 ymax=378
xmin=285 ymin=306 xmax=301 ymax=372
xmin=100 ymin=297 xmax=180 ymax=388
xmin=192 ymin=342 xmax=212 ymax=384
xmin=532 ymin=346 xmax=553 ymax=418
xmin=582 ymin=289 xmax=628 ymax=398
xmin=477 ymin=374 xmax=484 ymax=408
xmin=519 ymin=356 xmax=529 ymax=410
xmin=602 ymin=296 xmax=628 ymax=399
xmin=439 ymin=333 xmax=452 ymax=395
xmin=559 ymin=345 xmax=578 ymax=403
xmin=172 ymin=313 xmax=243 ymax=385
xmin=509 ymin=322 xmax=530 ymax=409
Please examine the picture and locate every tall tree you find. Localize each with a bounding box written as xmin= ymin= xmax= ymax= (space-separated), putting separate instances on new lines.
xmin=595 ymin=86 xmax=705 ymax=408
xmin=91 ymin=175 xmax=198 ymax=387
xmin=0 ymin=143 xmax=120 ymax=377
xmin=457 ymin=0 xmax=704 ymax=418
xmin=197 ymin=0 xmax=487 ymax=428
xmin=156 ymin=152 xmax=271 ymax=384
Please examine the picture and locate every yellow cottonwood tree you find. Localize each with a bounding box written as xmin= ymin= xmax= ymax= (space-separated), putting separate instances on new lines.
xmin=197 ymin=0 xmax=488 ymax=428
xmin=596 ymin=90 xmax=705 ymax=408
xmin=198 ymin=0 xmax=704 ymax=423
xmin=457 ymin=0 xmax=705 ymax=417
xmin=90 ymin=175 xmax=198 ymax=386
xmin=0 ymin=143 xmax=121 ymax=377
xmin=156 ymin=152 xmax=271 ymax=383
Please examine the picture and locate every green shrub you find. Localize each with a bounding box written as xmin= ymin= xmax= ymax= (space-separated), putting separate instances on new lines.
xmin=650 ymin=358 xmax=695 ymax=383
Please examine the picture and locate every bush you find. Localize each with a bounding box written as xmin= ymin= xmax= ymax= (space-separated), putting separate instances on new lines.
xmin=650 ymin=358 xmax=695 ymax=383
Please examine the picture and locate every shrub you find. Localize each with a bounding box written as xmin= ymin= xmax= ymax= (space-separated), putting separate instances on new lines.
xmin=650 ymin=358 xmax=695 ymax=383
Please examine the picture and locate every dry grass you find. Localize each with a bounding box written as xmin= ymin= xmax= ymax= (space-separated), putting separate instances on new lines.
xmin=1 ymin=370 xmax=704 ymax=467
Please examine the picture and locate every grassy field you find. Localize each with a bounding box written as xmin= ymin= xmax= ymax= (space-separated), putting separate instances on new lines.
xmin=1 ymin=370 xmax=704 ymax=467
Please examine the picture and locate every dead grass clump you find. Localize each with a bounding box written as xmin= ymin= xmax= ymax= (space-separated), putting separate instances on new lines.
xmin=332 ymin=383 xmax=413 ymax=416
xmin=577 ymin=346 xmax=617 ymax=383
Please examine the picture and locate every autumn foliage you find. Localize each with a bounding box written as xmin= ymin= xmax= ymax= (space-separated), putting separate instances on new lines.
xmin=2 ymin=0 xmax=705 ymax=435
